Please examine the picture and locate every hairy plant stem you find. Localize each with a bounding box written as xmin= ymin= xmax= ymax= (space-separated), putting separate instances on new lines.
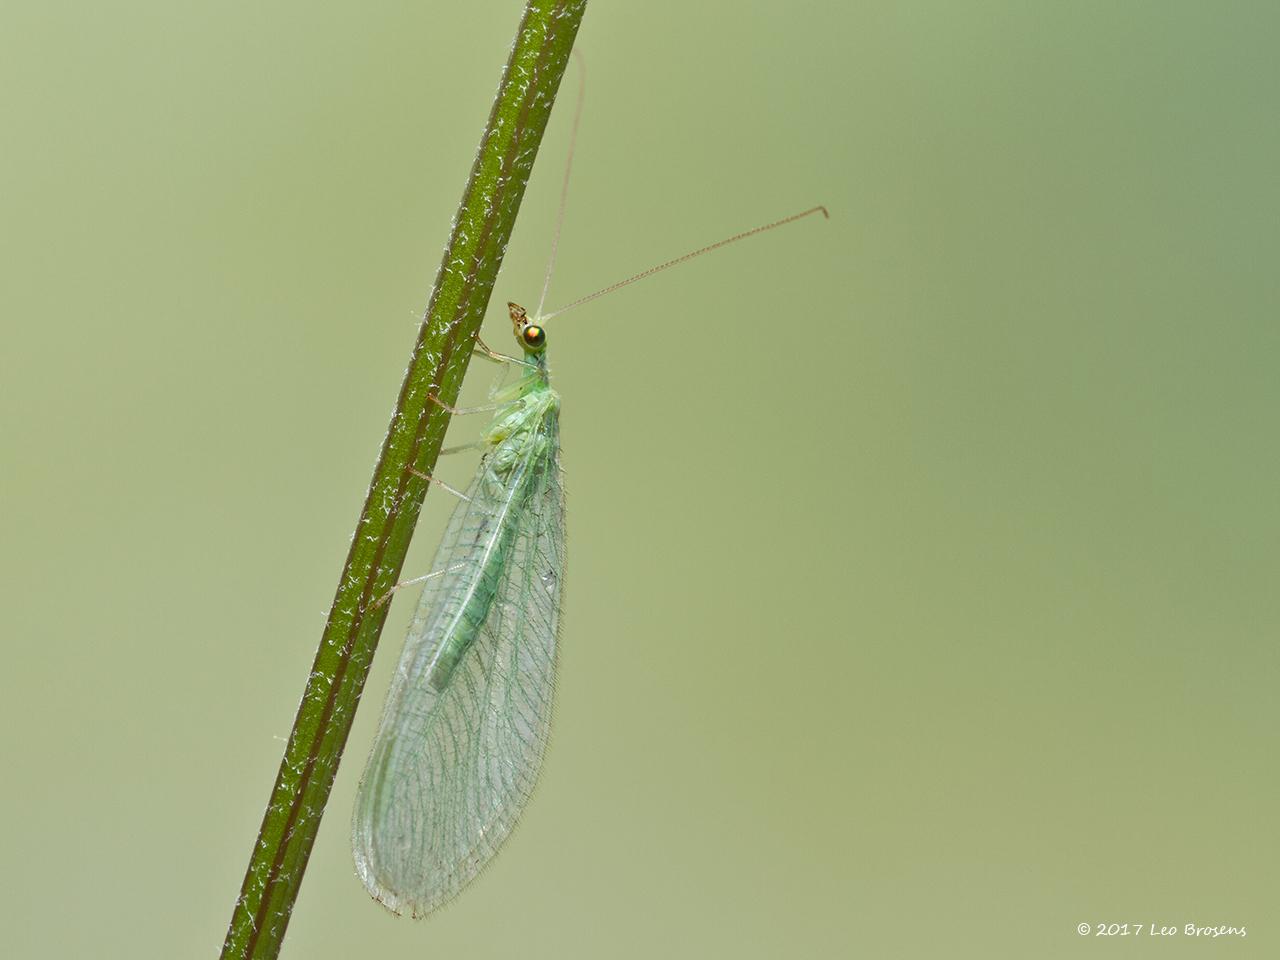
xmin=220 ymin=3 xmax=588 ymax=957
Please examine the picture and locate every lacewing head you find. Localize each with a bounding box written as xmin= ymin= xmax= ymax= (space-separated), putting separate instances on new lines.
xmin=508 ymin=302 xmax=547 ymax=354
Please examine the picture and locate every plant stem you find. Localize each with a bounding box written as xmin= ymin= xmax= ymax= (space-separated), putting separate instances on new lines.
xmin=220 ymin=3 xmax=587 ymax=957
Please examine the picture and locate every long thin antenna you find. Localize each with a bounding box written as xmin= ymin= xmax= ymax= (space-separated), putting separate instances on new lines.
xmin=534 ymin=49 xmax=587 ymax=320
xmin=540 ymin=205 xmax=829 ymax=322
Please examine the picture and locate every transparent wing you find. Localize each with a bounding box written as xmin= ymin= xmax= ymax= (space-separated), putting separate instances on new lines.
xmin=352 ymin=421 xmax=564 ymax=917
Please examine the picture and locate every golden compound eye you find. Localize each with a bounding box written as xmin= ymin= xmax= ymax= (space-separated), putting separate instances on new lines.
xmin=521 ymin=324 xmax=547 ymax=351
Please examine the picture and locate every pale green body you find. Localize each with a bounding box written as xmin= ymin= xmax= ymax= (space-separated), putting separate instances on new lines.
xmin=353 ymin=356 xmax=563 ymax=918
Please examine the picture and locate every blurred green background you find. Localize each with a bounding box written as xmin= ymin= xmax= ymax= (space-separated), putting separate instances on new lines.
xmin=2 ymin=2 xmax=1276 ymax=957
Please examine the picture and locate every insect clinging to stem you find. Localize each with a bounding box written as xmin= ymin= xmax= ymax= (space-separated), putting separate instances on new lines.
xmin=351 ymin=53 xmax=827 ymax=918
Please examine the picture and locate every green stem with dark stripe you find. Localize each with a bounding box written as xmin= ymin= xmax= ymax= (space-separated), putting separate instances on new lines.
xmin=220 ymin=3 xmax=587 ymax=957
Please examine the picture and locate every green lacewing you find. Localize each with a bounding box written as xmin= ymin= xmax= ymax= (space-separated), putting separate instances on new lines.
xmin=352 ymin=64 xmax=826 ymax=918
